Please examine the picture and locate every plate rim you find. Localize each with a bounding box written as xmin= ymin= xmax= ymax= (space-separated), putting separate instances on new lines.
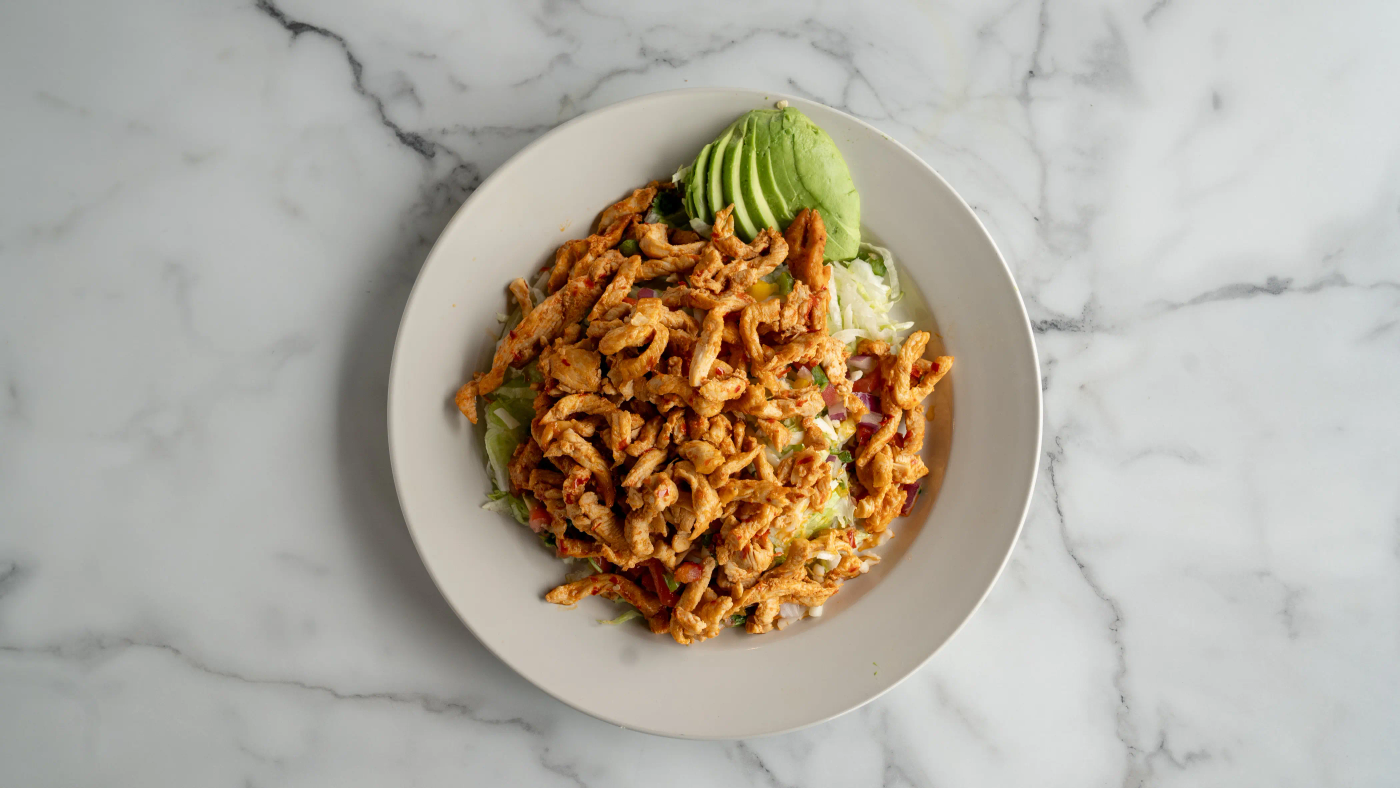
xmin=386 ymin=86 xmax=1043 ymax=739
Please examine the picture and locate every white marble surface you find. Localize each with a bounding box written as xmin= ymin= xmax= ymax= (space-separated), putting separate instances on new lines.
xmin=2 ymin=0 xmax=1398 ymax=784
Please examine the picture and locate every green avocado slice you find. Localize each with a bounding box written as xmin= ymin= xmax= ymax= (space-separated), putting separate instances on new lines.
xmin=760 ymin=108 xmax=860 ymax=259
xmin=792 ymin=128 xmax=860 ymax=257
xmin=706 ymin=121 xmax=739 ymax=221
xmin=748 ymin=109 xmax=793 ymax=226
xmin=721 ymin=122 xmax=759 ymax=241
xmin=758 ymin=112 xmax=810 ymax=225
xmin=686 ymin=142 xmax=713 ymax=222
xmin=739 ymin=114 xmax=780 ymax=233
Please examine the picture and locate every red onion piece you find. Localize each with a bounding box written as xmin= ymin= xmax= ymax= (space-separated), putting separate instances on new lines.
xmin=899 ymin=482 xmax=921 ymax=516
xmin=821 ymin=385 xmax=845 ymax=420
xmin=637 ymin=288 xmax=657 ymax=299
xmin=860 ymin=412 xmax=884 ymax=427
xmin=847 ymin=354 xmax=876 ymax=373
xmin=855 ymin=392 xmax=876 ymax=411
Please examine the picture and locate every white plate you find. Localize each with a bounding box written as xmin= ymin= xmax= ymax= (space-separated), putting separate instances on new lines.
xmin=388 ymin=88 xmax=1041 ymax=739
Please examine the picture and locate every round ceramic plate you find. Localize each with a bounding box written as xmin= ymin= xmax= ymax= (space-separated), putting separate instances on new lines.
xmin=388 ymin=88 xmax=1040 ymax=739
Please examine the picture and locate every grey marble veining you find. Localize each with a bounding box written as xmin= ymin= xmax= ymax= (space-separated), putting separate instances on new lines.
xmin=2 ymin=0 xmax=1398 ymax=785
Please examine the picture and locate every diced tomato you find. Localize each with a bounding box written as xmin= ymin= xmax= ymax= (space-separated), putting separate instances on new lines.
xmin=674 ymin=561 xmax=704 ymax=584
xmin=852 ymin=376 xmax=876 ymax=394
xmin=855 ymin=422 xmax=877 ymax=444
xmin=647 ymin=560 xmax=678 ymax=606
xmin=527 ymin=504 xmax=550 ymax=533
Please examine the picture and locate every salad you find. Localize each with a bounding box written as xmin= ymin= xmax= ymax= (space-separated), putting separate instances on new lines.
xmin=453 ymin=103 xmax=952 ymax=644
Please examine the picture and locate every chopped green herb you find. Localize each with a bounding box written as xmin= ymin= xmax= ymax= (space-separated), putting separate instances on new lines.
xmin=648 ymin=188 xmax=688 ymax=227
xmin=663 ymin=573 xmax=680 ymax=593
xmin=832 ymin=449 xmax=853 ymax=463
xmin=811 ymin=365 xmax=829 ymax=389
xmin=618 ymin=239 xmax=640 ymax=257
xmin=728 ymin=612 xmax=747 ymax=628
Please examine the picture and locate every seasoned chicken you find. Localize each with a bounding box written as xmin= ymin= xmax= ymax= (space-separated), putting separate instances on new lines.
xmin=451 ymin=187 xmax=953 ymax=644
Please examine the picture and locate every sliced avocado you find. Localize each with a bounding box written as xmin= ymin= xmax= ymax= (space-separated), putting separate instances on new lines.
xmin=739 ymin=114 xmax=780 ymax=233
xmin=758 ymin=111 xmax=811 ymax=222
xmin=791 ymin=118 xmax=860 ymax=258
xmin=749 ymin=110 xmax=794 ymax=226
xmin=686 ymin=107 xmax=859 ymax=256
xmin=706 ymin=121 xmax=739 ymax=221
xmin=721 ymin=121 xmax=759 ymax=241
xmin=761 ymin=108 xmax=860 ymax=259
xmin=685 ymin=142 xmax=713 ymax=222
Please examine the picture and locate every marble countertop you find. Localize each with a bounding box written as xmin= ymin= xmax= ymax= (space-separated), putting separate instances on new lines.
xmin=3 ymin=1 xmax=1398 ymax=784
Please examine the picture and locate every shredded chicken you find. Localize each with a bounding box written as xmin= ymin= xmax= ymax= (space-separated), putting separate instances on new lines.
xmin=451 ymin=185 xmax=953 ymax=644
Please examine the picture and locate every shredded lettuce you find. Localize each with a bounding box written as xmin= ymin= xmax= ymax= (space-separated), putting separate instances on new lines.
xmin=482 ymin=367 xmax=536 ymax=502
xmin=529 ymin=268 xmax=550 ymax=303
xmin=483 ymin=489 xmax=531 ymax=525
xmin=810 ymin=414 xmax=840 ymax=446
xmin=598 ymin=608 xmax=642 ymax=625
xmin=828 ymin=243 xmax=913 ymax=345
xmin=860 ymin=243 xmax=901 ymax=301
xmin=805 ymin=492 xmax=856 ymax=538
